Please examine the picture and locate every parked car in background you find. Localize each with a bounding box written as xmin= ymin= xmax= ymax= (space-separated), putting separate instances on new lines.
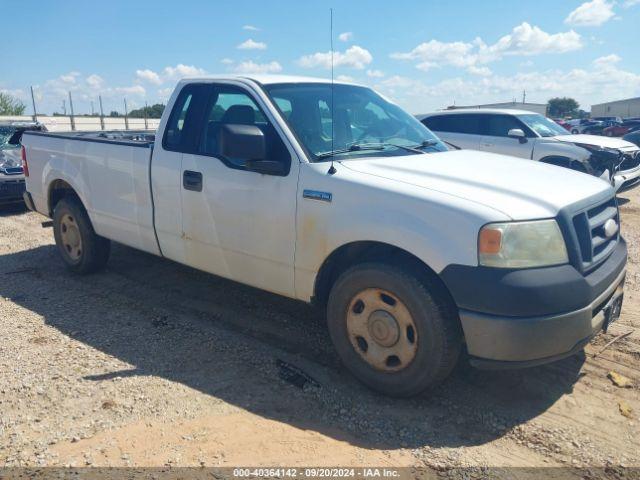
xmin=581 ymin=123 xmax=607 ymax=135
xmin=603 ymin=120 xmax=640 ymax=137
xmin=566 ymin=118 xmax=603 ymax=134
xmin=623 ymin=130 xmax=640 ymax=148
xmin=593 ymin=116 xmax=622 ymax=123
xmin=419 ymin=109 xmax=640 ymax=191
xmin=0 ymin=122 xmax=47 ymax=204
xmin=553 ymin=119 xmax=572 ymax=131
xmin=21 ymin=76 xmax=628 ymax=396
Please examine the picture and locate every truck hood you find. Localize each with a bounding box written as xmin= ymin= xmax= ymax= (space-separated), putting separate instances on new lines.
xmin=340 ymin=150 xmax=612 ymax=220
xmin=553 ymin=134 xmax=639 ymax=151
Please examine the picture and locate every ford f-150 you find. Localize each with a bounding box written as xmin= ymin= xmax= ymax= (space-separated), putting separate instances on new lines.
xmin=22 ymin=76 xmax=627 ymax=396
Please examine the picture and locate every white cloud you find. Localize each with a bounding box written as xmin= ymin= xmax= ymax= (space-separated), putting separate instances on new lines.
xmin=220 ymin=58 xmax=234 ymax=65
xmin=135 ymin=69 xmax=162 ymax=85
xmin=467 ymin=66 xmax=492 ymax=76
xmin=162 ymin=64 xmax=207 ymax=80
xmin=86 ymin=74 xmax=104 ymax=88
xmin=366 ymin=69 xmax=385 ymax=78
xmin=298 ymin=45 xmax=373 ymax=69
xmin=158 ymin=87 xmax=174 ymax=99
xmin=623 ymin=0 xmax=640 ymax=5
xmin=114 ymin=85 xmax=146 ymax=96
xmin=338 ymin=32 xmax=353 ymax=42
xmin=58 ymin=72 xmax=80 ymax=84
xmin=243 ymin=25 xmax=260 ymax=31
xmin=565 ymin=0 xmax=615 ymax=26
xmin=592 ymin=53 xmax=621 ymax=68
xmin=231 ymin=60 xmax=282 ymax=74
xmin=237 ymin=38 xmax=267 ymax=50
xmin=374 ymin=54 xmax=640 ymax=114
xmin=391 ymin=23 xmax=582 ymax=71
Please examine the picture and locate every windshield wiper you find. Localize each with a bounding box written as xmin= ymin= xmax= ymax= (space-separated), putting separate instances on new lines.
xmin=316 ymin=141 xmax=435 ymax=160
xmin=316 ymin=143 xmax=387 ymax=160
xmin=407 ymin=140 xmax=443 ymax=151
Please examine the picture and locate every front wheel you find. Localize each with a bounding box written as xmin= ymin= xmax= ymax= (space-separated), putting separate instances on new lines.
xmin=327 ymin=263 xmax=461 ymax=397
xmin=53 ymin=197 xmax=111 ymax=274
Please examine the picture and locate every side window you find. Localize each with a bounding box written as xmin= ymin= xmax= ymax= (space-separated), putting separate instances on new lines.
xmin=485 ymin=115 xmax=524 ymax=137
xmin=163 ymin=84 xmax=209 ymax=152
xmin=198 ymin=85 xmax=291 ymax=171
xmin=421 ymin=116 xmax=442 ymax=131
xmin=432 ymin=114 xmax=482 ymax=135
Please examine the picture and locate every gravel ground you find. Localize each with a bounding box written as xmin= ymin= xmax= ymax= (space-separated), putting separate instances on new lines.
xmin=0 ymin=187 xmax=639 ymax=477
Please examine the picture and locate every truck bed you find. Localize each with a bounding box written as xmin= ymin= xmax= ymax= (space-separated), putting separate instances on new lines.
xmin=26 ymin=130 xmax=156 ymax=147
xmin=22 ymin=129 xmax=160 ymax=256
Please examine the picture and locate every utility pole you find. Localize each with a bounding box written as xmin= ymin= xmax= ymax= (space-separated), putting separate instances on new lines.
xmin=99 ymin=95 xmax=105 ymax=131
xmin=68 ymin=91 xmax=76 ymax=131
xmin=522 ymin=90 xmax=526 ymax=104
xmin=123 ymin=98 xmax=129 ymax=130
xmin=90 ymin=100 xmax=95 ymax=116
xmin=30 ymin=86 xmax=38 ymax=122
xmin=62 ymin=99 xmax=66 ymax=115
xmin=144 ymin=101 xmax=149 ymax=130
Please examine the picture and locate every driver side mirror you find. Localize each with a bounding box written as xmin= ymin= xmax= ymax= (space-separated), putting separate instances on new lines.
xmin=217 ymin=124 xmax=286 ymax=176
xmin=218 ymin=124 xmax=266 ymax=161
xmin=508 ymin=128 xmax=527 ymax=143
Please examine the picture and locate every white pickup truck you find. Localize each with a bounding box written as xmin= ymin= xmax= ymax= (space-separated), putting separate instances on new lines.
xmin=22 ymin=76 xmax=627 ymax=396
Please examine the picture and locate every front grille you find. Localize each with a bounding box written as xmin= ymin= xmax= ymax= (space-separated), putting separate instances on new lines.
xmin=619 ymin=151 xmax=640 ymax=171
xmin=572 ymin=197 xmax=619 ymax=271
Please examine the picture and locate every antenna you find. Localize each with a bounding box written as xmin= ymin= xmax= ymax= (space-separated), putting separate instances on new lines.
xmin=328 ymin=7 xmax=336 ymax=175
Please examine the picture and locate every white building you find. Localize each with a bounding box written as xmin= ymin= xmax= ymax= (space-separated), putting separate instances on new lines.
xmin=591 ymin=97 xmax=640 ymax=119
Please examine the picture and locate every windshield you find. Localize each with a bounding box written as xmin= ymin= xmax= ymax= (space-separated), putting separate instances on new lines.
xmin=0 ymin=126 xmax=19 ymax=149
xmin=518 ymin=114 xmax=568 ymax=138
xmin=263 ymin=83 xmax=447 ymax=161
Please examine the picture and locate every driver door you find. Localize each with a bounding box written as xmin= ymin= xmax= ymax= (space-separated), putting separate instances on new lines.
xmin=180 ymin=83 xmax=299 ymax=297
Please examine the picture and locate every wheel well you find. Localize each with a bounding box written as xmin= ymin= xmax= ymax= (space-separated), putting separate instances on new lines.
xmin=48 ymin=180 xmax=80 ymax=216
xmin=313 ymin=241 xmax=454 ymax=308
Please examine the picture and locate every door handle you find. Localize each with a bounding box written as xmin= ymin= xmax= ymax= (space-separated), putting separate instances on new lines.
xmin=183 ymin=170 xmax=203 ymax=192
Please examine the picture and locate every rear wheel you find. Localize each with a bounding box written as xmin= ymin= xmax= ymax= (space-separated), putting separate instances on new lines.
xmin=327 ymin=262 xmax=461 ymax=397
xmin=53 ymin=197 xmax=110 ymax=274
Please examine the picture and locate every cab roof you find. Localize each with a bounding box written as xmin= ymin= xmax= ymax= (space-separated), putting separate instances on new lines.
xmin=180 ymin=74 xmax=361 ymax=87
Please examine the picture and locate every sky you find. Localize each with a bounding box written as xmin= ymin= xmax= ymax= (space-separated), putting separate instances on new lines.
xmin=1 ymin=0 xmax=639 ymax=115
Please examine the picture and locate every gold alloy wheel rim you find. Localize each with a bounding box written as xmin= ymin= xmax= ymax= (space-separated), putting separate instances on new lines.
xmin=60 ymin=213 xmax=82 ymax=261
xmin=346 ymin=288 xmax=418 ymax=372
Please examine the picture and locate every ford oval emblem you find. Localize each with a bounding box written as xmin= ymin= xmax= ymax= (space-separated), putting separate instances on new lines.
xmin=604 ymin=218 xmax=618 ymax=238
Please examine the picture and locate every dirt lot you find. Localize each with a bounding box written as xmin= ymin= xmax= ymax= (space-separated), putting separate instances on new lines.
xmin=0 ymin=187 xmax=639 ymax=476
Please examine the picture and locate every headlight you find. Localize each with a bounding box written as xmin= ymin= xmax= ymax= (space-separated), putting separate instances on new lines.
xmin=478 ymin=219 xmax=568 ymax=268
xmin=0 ymin=150 xmax=22 ymax=169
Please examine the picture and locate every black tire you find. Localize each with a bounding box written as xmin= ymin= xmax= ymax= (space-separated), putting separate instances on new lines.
xmin=53 ymin=197 xmax=111 ymax=274
xmin=327 ymin=262 xmax=461 ymax=397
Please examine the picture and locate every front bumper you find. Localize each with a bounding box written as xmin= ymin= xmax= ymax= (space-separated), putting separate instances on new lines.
xmin=0 ymin=176 xmax=26 ymax=203
xmin=613 ymin=164 xmax=640 ymax=192
xmin=440 ymin=239 xmax=627 ymax=368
